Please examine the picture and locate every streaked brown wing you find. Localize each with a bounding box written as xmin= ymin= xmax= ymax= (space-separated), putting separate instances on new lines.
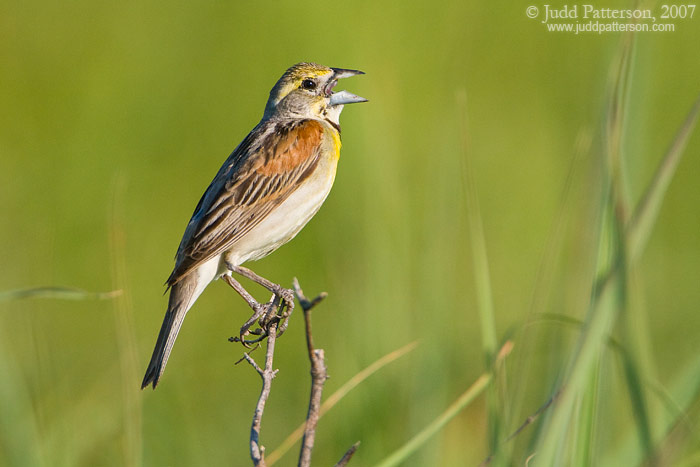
xmin=167 ymin=118 xmax=325 ymax=286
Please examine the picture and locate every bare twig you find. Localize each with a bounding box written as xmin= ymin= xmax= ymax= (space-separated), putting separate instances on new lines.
xmin=335 ymin=441 xmax=361 ymax=467
xmin=237 ymin=277 xmax=347 ymax=466
xmin=293 ymin=278 xmax=330 ymax=467
xmin=242 ymin=293 xmax=286 ymax=467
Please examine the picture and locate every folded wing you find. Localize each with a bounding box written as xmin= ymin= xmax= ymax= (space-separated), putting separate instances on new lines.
xmin=167 ymin=119 xmax=325 ymax=287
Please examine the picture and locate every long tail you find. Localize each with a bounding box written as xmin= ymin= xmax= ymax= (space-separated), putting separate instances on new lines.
xmin=141 ymin=274 xmax=201 ymax=389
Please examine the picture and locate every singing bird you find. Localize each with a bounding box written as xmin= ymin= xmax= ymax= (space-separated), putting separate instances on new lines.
xmin=141 ymin=63 xmax=367 ymax=389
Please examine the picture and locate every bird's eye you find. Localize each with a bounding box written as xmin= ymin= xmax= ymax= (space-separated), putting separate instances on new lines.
xmin=301 ymin=79 xmax=316 ymax=90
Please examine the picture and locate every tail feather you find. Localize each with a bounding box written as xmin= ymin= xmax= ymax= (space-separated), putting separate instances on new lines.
xmin=141 ymin=275 xmax=199 ymax=389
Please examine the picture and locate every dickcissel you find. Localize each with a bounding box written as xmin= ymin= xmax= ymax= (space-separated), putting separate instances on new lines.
xmin=142 ymin=63 xmax=366 ymax=389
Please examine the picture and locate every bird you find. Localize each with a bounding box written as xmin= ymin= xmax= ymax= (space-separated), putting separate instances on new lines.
xmin=141 ymin=62 xmax=367 ymax=389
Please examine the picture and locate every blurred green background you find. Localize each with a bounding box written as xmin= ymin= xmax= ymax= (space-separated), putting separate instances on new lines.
xmin=1 ymin=0 xmax=699 ymax=465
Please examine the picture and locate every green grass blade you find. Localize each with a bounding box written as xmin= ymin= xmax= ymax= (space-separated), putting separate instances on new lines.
xmin=0 ymin=287 xmax=121 ymax=302
xmin=571 ymin=358 xmax=600 ymax=467
xmin=456 ymin=90 xmax=497 ymax=361
xmin=533 ymin=29 xmax=672 ymax=465
xmin=603 ymin=351 xmax=700 ymax=466
xmin=375 ymin=373 xmax=492 ymax=467
xmin=613 ymin=85 xmax=700 ymax=467
xmin=604 ymin=32 xmax=635 ymax=216
xmin=535 ymin=180 xmax=629 ymax=464
xmin=618 ymin=344 xmax=654 ymax=460
xmin=534 ymin=266 xmax=624 ymax=465
xmin=533 ymin=129 xmax=625 ymax=465
xmin=627 ymin=94 xmax=700 ymax=262
xmin=456 ymin=90 xmax=501 ymax=455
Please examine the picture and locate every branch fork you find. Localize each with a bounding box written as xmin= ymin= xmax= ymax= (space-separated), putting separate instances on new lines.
xmin=229 ymin=273 xmax=357 ymax=466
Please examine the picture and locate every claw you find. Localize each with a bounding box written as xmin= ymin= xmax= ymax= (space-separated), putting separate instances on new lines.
xmin=238 ymin=303 xmax=266 ymax=347
xmin=224 ymin=266 xmax=297 ymax=346
xmin=258 ymin=301 xmax=276 ymax=328
xmin=275 ymin=286 xmax=295 ymax=307
xmin=276 ymin=300 xmax=294 ymax=337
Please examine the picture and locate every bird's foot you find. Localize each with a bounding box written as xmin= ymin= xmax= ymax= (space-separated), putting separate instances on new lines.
xmin=266 ymin=284 xmax=294 ymax=336
xmin=237 ymin=302 xmax=267 ymax=346
xmin=224 ymin=272 xmax=294 ymax=346
xmin=224 ymin=276 xmax=294 ymax=348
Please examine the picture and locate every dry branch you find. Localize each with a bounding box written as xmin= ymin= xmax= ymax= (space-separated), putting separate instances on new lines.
xmin=293 ymin=278 xmax=330 ymax=467
xmin=234 ymin=278 xmax=356 ymax=467
xmin=335 ymin=441 xmax=361 ymax=467
xmin=239 ymin=293 xmax=286 ymax=466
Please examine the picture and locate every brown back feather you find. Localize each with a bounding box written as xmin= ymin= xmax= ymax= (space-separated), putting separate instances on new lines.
xmin=166 ymin=118 xmax=324 ymax=287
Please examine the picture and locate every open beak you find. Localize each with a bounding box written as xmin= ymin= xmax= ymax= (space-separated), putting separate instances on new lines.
xmin=327 ymin=67 xmax=368 ymax=106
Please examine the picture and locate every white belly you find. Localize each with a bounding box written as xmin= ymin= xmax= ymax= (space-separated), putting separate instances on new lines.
xmin=222 ymin=156 xmax=338 ymax=267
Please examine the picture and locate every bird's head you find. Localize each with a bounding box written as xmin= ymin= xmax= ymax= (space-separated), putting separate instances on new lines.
xmin=264 ymin=62 xmax=367 ymax=125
